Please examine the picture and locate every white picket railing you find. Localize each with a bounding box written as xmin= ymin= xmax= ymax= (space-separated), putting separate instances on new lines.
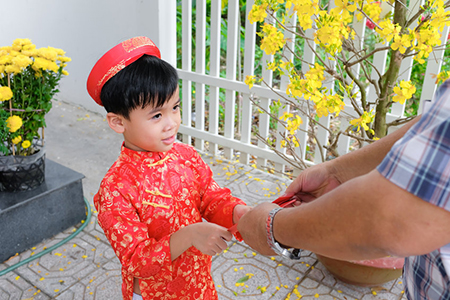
xmin=175 ymin=0 xmax=449 ymax=174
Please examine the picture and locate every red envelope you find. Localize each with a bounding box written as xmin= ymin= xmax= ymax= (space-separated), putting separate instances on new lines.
xmin=228 ymin=195 xmax=298 ymax=238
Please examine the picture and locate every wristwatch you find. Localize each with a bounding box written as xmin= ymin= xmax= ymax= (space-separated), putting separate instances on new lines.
xmin=266 ymin=207 xmax=302 ymax=260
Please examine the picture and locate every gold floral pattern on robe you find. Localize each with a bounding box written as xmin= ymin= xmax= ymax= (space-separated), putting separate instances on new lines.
xmin=94 ymin=142 xmax=245 ymax=300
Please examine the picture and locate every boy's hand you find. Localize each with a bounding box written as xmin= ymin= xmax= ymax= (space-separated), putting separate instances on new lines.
xmin=190 ymin=223 xmax=232 ymax=256
xmin=233 ymin=204 xmax=252 ymax=224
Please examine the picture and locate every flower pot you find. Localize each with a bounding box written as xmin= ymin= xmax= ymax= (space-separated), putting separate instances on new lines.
xmin=315 ymin=254 xmax=404 ymax=287
xmin=0 ymin=147 xmax=46 ymax=192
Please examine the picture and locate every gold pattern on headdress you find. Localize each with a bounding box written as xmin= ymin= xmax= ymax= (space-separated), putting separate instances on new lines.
xmin=96 ymin=59 xmax=126 ymax=97
xmin=122 ymin=36 xmax=156 ymax=53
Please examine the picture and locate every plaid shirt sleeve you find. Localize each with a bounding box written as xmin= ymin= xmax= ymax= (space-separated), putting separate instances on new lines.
xmin=377 ymin=80 xmax=450 ymax=300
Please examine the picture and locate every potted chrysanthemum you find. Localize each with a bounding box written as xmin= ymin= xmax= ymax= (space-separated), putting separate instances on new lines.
xmin=0 ymin=38 xmax=70 ymax=192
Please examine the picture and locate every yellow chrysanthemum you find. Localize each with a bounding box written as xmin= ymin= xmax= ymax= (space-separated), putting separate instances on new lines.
xmin=37 ymin=47 xmax=58 ymax=61
xmin=12 ymin=38 xmax=32 ymax=51
xmin=22 ymin=140 xmax=31 ymax=149
xmin=6 ymin=115 xmax=23 ymax=133
xmin=4 ymin=64 xmax=21 ymax=74
xmin=11 ymin=54 xmax=33 ymax=70
xmin=12 ymin=136 xmax=22 ymax=144
xmin=0 ymin=86 xmax=13 ymax=102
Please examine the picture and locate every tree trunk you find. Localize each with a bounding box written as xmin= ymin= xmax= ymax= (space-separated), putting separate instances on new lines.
xmin=373 ymin=0 xmax=407 ymax=138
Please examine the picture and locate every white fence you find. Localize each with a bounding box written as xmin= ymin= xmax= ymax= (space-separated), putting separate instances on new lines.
xmin=175 ymin=0 xmax=449 ymax=175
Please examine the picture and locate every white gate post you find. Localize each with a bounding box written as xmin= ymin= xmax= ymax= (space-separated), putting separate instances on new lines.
xmin=156 ymin=0 xmax=177 ymax=67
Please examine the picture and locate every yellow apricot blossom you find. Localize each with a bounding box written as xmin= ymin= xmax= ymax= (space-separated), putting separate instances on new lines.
xmin=248 ymin=3 xmax=268 ymax=24
xmin=280 ymin=111 xmax=294 ymax=121
xmin=259 ymin=23 xmax=285 ymax=55
xmin=392 ymin=80 xmax=416 ymax=105
xmin=362 ymin=2 xmax=382 ymax=23
xmin=291 ymin=0 xmax=319 ymax=30
xmin=435 ymin=70 xmax=450 ymax=85
xmin=350 ymin=111 xmax=375 ymax=132
xmin=245 ymin=75 xmax=257 ymax=89
xmin=391 ymin=33 xmax=413 ymax=54
xmin=287 ymin=115 xmax=303 ymax=135
xmin=376 ymin=20 xmax=401 ymax=43
xmin=331 ymin=0 xmax=357 ymax=23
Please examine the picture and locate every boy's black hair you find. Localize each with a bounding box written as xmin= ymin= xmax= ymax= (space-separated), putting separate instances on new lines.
xmin=100 ymin=55 xmax=179 ymax=119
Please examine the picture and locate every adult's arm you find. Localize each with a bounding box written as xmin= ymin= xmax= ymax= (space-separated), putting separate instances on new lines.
xmin=284 ymin=116 xmax=421 ymax=200
xmin=239 ymin=168 xmax=450 ymax=260
xmin=326 ymin=116 xmax=420 ymax=183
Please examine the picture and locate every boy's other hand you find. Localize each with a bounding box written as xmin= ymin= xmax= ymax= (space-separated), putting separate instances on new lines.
xmin=191 ymin=223 xmax=232 ymax=256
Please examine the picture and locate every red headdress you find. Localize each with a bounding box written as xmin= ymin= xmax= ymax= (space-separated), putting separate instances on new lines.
xmin=86 ymin=36 xmax=161 ymax=106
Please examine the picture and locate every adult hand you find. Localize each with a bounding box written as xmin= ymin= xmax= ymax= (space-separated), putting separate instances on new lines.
xmin=284 ymin=162 xmax=341 ymax=203
xmin=190 ymin=223 xmax=232 ymax=256
xmin=237 ymin=202 xmax=279 ymax=256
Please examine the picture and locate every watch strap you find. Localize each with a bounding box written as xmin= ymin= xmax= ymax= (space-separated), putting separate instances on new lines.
xmin=266 ymin=207 xmax=302 ymax=260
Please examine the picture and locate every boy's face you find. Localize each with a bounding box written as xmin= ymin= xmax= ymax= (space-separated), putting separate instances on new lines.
xmin=121 ymin=87 xmax=181 ymax=152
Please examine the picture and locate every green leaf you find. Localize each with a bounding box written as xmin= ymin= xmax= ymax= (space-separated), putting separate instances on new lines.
xmin=236 ymin=275 xmax=250 ymax=283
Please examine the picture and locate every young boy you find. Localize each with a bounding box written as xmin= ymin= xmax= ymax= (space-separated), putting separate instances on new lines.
xmin=87 ymin=37 xmax=250 ymax=300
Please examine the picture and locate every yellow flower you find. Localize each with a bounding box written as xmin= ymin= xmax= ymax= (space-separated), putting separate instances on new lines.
xmin=12 ymin=38 xmax=32 ymax=51
xmin=248 ymin=3 xmax=268 ymax=24
xmin=12 ymin=136 xmax=22 ymax=144
xmin=0 ymin=86 xmax=13 ymax=102
xmin=391 ymin=34 xmax=412 ymax=54
xmin=362 ymin=2 xmax=382 ymax=23
xmin=350 ymin=111 xmax=375 ymax=132
xmin=331 ymin=0 xmax=357 ymax=23
xmin=6 ymin=115 xmax=23 ymax=133
xmin=376 ymin=20 xmax=401 ymax=42
xmin=37 ymin=47 xmax=58 ymax=61
xmin=245 ymin=75 xmax=256 ymax=89
xmin=22 ymin=140 xmax=31 ymax=149
xmin=259 ymin=23 xmax=285 ymax=55
xmin=392 ymin=80 xmax=416 ymax=104
xmin=11 ymin=54 xmax=33 ymax=70
xmin=435 ymin=70 xmax=450 ymax=85
xmin=287 ymin=115 xmax=303 ymax=135
xmin=5 ymin=64 xmax=21 ymax=74
xmin=280 ymin=111 xmax=294 ymax=121
xmin=32 ymin=57 xmax=50 ymax=71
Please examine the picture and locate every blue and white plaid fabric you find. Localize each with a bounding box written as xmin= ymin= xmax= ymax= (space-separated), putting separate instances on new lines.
xmin=378 ymin=80 xmax=450 ymax=300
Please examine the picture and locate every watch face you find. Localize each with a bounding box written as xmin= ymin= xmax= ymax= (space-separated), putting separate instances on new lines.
xmin=275 ymin=243 xmax=302 ymax=260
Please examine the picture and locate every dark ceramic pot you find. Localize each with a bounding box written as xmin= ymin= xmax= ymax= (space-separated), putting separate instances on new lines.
xmin=0 ymin=147 xmax=46 ymax=192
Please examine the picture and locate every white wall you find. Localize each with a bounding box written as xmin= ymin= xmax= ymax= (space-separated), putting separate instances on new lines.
xmin=0 ymin=0 xmax=176 ymax=115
